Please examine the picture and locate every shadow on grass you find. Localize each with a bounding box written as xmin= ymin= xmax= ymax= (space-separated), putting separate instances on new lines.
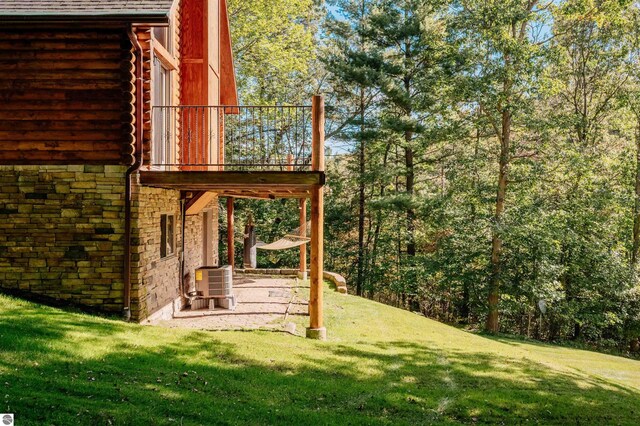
xmin=1 ymin=301 xmax=639 ymax=425
xmin=485 ymin=333 xmax=636 ymax=358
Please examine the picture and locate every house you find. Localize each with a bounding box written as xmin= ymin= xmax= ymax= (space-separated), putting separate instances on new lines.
xmin=0 ymin=0 xmax=327 ymax=339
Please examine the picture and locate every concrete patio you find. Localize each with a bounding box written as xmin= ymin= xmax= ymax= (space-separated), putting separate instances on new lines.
xmin=149 ymin=275 xmax=309 ymax=333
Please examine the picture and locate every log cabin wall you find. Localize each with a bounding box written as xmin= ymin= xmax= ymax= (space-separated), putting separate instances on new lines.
xmin=137 ymin=27 xmax=154 ymax=167
xmin=0 ymin=28 xmax=135 ymax=165
xmin=0 ymin=26 xmax=136 ymax=315
xmin=138 ymin=1 xmax=182 ymax=166
xmin=0 ymin=1 xmax=229 ymax=321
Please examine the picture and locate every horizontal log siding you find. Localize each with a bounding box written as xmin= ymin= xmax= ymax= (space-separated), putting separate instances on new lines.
xmin=0 ymin=29 xmax=135 ymax=165
xmin=136 ymin=27 xmax=153 ymax=166
xmin=137 ymin=1 xmax=182 ymax=167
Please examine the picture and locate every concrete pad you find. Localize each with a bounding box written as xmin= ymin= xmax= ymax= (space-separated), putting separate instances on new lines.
xmin=149 ymin=276 xmax=309 ymax=332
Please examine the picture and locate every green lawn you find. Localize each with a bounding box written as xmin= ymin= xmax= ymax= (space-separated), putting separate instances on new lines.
xmin=1 ymin=286 xmax=639 ymax=425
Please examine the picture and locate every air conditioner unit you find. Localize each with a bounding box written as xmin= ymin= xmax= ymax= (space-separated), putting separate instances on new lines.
xmin=195 ymin=266 xmax=232 ymax=297
xmin=194 ymin=265 xmax=236 ymax=310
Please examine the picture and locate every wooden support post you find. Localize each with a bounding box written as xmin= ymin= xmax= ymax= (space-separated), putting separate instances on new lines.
xmin=307 ymin=94 xmax=326 ymax=340
xmin=227 ymin=197 xmax=234 ymax=269
xmin=309 ymin=186 xmax=324 ymax=334
xmin=299 ymin=198 xmax=307 ymax=280
xmin=287 ymin=153 xmax=294 ymax=171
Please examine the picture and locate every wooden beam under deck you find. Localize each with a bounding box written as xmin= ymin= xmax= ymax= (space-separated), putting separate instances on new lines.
xmin=214 ymin=190 xmax=311 ymax=199
xmin=300 ymin=198 xmax=308 ymax=278
xmin=139 ymin=171 xmax=325 ymax=194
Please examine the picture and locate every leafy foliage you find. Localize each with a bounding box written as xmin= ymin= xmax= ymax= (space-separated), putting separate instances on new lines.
xmin=224 ymin=0 xmax=640 ymax=352
xmin=320 ymin=0 xmax=640 ymax=352
xmin=227 ymin=0 xmax=319 ymax=103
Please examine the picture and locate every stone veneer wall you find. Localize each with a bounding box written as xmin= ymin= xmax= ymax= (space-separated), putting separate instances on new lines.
xmin=183 ymin=197 xmax=219 ymax=293
xmin=0 ymin=167 xmax=219 ymax=322
xmin=0 ymin=165 xmax=126 ymax=313
xmin=129 ymin=182 xmax=182 ymax=320
xmin=129 ymin=183 xmax=219 ymax=321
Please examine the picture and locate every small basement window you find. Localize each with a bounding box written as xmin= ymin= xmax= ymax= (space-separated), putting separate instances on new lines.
xmin=160 ymin=214 xmax=175 ymax=258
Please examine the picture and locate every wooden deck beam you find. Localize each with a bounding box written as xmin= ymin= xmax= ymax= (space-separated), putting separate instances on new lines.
xmin=185 ymin=191 xmax=216 ymax=215
xmin=139 ymin=170 xmax=324 ymax=191
xmin=215 ymin=190 xmax=311 ymax=199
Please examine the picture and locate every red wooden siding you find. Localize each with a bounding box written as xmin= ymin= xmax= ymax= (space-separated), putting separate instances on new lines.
xmin=180 ymin=0 xmax=210 ymax=166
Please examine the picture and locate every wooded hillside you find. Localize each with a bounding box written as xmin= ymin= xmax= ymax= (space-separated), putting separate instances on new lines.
xmin=225 ymin=0 xmax=640 ymax=354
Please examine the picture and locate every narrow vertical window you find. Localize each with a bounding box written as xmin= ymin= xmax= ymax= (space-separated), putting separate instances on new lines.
xmin=152 ymin=58 xmax=172 ymax=167
xmin=160 ymin=214 xmax=175 ymax=258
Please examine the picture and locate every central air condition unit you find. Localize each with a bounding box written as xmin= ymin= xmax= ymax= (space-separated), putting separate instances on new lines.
xmin=194 ymin=265 xmax=236 ymax=310
xmin=195 ymin=266 xmax=233 ymax=297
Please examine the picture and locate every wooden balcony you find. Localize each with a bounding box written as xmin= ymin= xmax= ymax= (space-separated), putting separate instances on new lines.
xmin=140 ymin=95 xmax=327 ymax=339
xmin=139 ymin=97 xmax=325 ymax=199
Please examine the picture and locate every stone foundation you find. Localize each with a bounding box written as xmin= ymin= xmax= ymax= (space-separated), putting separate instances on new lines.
xmin=130 ymin=183 xmax=181 ymax=320
xmin=130 ymin=181 xmax=219 ymax=321
xmin=0 ymin=167 xmax=220 ymax=321
xmin=0 ymin=165 xmax=126 ymax=313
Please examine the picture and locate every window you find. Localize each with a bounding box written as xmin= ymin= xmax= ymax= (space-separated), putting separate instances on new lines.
xmin=152 ymin=57 xmax=172 ymax=167
xmin=160 ymin=214 xmax=175 ymax=258
xmin=153 ymin=26 xmax=172 ymax=53
xmin=151 ymin=21 xmax=177 ymax=169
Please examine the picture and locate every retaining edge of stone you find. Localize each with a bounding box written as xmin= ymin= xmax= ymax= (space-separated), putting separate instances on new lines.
xmin=323 ymin=271 xmax=348 ymax=294
xmin=234 ymin=268 xmax=299 ymax=276
xmin=233 ymin=268 xmax=348 ymax=294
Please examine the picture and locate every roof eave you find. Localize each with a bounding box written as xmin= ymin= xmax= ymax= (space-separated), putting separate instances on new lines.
xmin=0 ymin=13 xmax=171 ymax=25
xmin=219 ymin=0 xmax=239 ymax=106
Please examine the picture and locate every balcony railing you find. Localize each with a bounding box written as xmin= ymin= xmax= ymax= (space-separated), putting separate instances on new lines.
xmin=151 ymin=105 xmax=313 ymax=171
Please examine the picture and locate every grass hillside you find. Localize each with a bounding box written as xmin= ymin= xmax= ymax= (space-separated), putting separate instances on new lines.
xmin=1 ymin=286 xmax=639 ymax=425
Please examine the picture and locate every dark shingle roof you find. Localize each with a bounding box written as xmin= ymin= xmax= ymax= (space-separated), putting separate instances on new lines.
xmin=0 ymin=0 xmax=176 ymax=23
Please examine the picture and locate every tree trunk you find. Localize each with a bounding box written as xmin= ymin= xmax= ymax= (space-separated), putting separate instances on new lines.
xmin=486 ymin=109 xmax=511 ymax=333
xmin=461 ymin=284 xmax=470 ymax=322
xmin=243 ymin=220 xmax=257 ymax=269
xmin=406 ymin=141 xmax=415 ymax=257
xmin=632 ymin=115 xmax=640 ymax=267
xmin=573 ymin=322 xmax=581 ymax=340
xmin=370 ymin=144 xmax=390 ymax=299
xmin=357 ymin=88 xmax=366 ymax=296
xmin=463 ymin=128 xmax=481 ymax=322
xmin=404 ymin=32 xmax=416 ymax=259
